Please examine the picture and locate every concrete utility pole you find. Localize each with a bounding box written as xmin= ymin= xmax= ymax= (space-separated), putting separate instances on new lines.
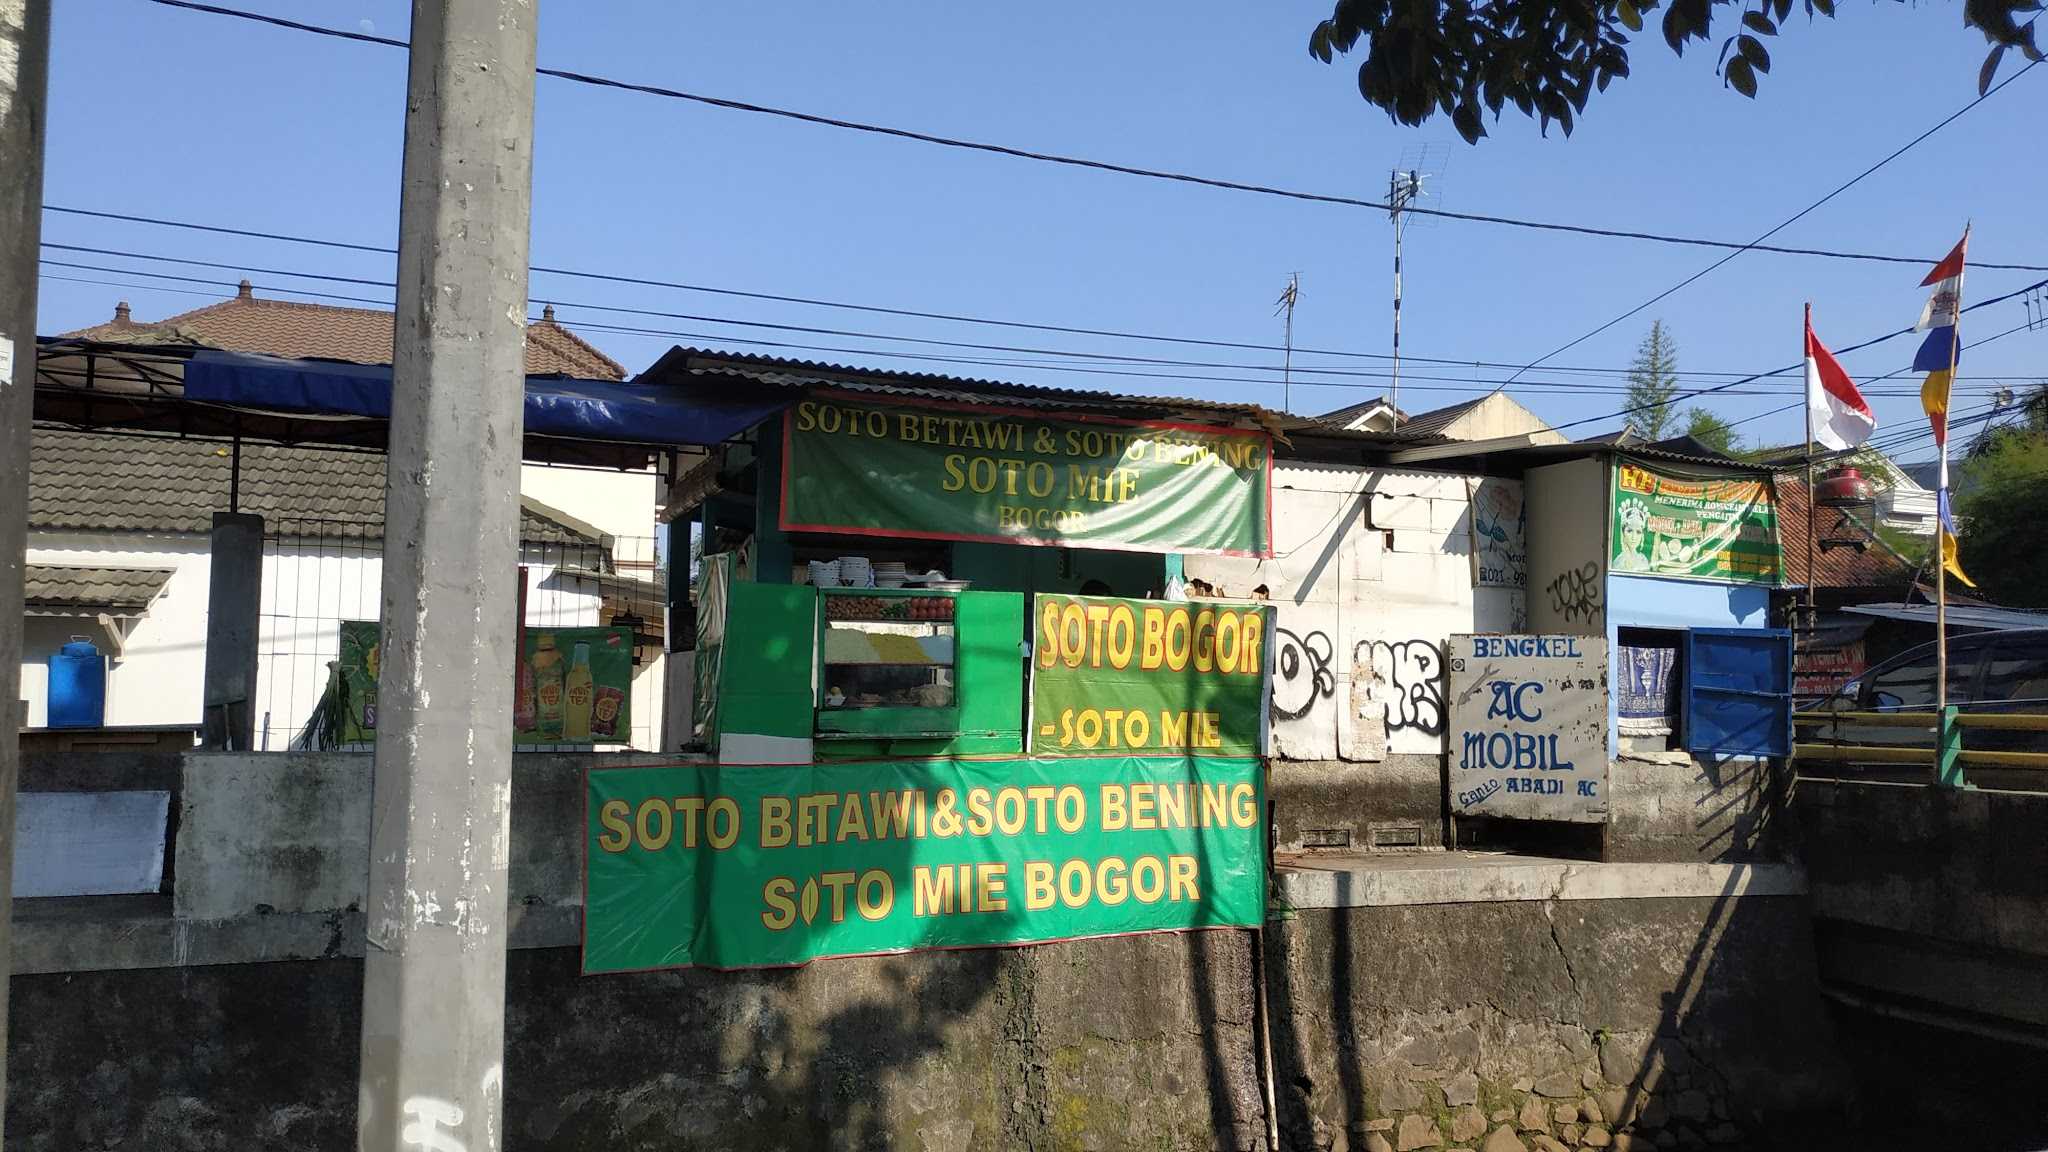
xmin=0 ymin=0 xmax=51 ymax=1138
xmin=357 ymin=2 xmax=536 ymax=1149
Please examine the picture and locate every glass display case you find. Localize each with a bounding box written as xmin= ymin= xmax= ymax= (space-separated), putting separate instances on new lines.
xmin=816 ymin=590 xmax=961 ymax=739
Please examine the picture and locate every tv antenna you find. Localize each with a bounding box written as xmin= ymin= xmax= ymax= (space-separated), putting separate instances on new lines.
xmin=1386 ymin=145 xmax=1448 ymax=427
xmin=1275 ymin=273 xmax=1302 ymax=413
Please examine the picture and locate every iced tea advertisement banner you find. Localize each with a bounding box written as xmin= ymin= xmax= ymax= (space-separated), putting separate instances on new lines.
xmin=583 ymin=755 xmax=1266 ymax=972
xmin=780 ymin=393 xmax=1272 ymax=556
xmin=1029 ymin=595 xmax=1270 ymax=757
xmin=515 ymin=627 xmax=634 ymax=744
xmin=1609 ymin=459 xmax=1781 ymax=584
xmin=338 ymin=622 xmax=632 ymax=745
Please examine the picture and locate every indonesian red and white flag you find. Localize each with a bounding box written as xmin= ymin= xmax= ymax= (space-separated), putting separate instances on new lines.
xmin=1805 ymin=308 xmax=1876 ymax=451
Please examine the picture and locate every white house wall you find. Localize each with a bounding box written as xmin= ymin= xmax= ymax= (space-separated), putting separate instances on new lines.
xmin=518 ymin=464 xmax=660 ymax=553
xmin=21 ymin=532 xmax=212 ymax=729
xmin=1185 ymin=462 xmax=1522 ymax=761
xmin=1525 ymin=458 xmax=1609 ymax=636
xmin=253 ymin=545 xmax=642 ymax=749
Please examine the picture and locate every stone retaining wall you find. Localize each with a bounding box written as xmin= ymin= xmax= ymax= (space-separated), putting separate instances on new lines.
xmin=1264 ymin=897 xmax=1850 ymax=1152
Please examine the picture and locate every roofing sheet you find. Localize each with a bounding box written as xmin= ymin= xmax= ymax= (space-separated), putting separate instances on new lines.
xmin=23 ymin=565 xmax=175 ymax=613
xmin=30 ymin=428 xmax=599 ymax=544
xmin=654 ymin=347 xmax=1275 ymax=422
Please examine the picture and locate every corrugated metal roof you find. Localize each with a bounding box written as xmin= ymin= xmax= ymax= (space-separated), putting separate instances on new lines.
xmin=24 ymin=565 xmax=174 ymax=614
xmin=1845 ymin=604 xmax=2048 ymax=631
xmin=1395 ymin=396 xmax=1490 ymax=438
xmin=655 ymin=347 xmax=1275 ymax=422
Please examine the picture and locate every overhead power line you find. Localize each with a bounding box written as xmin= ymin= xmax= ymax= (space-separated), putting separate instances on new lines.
xmin=42 ymin=207 xmax=2047 ymax=390
xmin=39 ymin=247 xmax=2001 ymax=400
xmin=1547 ymin=288 xmax=2048 ymax=435
xmin=139 ymin=0 xmax=2048 ymax=275
xmin=1502 ymin=59 xmax=2040 ymax=382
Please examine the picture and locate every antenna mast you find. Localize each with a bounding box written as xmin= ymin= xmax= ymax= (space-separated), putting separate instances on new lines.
xmin=1389 ymin=168 xmax=1421 ymax=426
xmin=1275 ymin=273 xmax=1301 ymax=413
xmin=1385 ymin=148 xmax=1445 ymax=428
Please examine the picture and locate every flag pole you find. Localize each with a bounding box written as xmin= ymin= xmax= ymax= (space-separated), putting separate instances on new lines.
xmin=1803 ymin=304 xmax=1818 ymax=654
xmin=1934 ymin=224 xmax=1969 ymax=758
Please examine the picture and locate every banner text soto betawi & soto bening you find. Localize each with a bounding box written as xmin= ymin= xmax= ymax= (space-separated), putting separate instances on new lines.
xmin=584 ymin=756 xmax=1267 ymax=971
xmin=781 ymin=395 xmax=1272 ymax=556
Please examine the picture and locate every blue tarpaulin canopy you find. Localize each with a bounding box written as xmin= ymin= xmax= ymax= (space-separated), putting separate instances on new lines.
xmin=182 ymin=349 xmax=787 ymax=449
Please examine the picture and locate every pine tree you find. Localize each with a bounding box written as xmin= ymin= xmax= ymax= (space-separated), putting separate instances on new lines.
xmin=1624 ymin=320 xmax=1681 ymax=442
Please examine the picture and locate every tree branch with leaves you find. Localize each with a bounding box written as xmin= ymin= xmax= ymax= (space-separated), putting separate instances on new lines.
xmin=1308 ymin=0 xmax=2043 ymax=142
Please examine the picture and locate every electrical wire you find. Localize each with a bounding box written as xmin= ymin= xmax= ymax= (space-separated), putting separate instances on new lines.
xmin=138 ymin=0 xmax=2048 ymax=276
xmin=38 ymin=252 xmax=2022 ymax=425
xmin=39 ymin=256 xmax=1963 ymax=403
xmin=1546 ymin=279 xmax=2048 ymax=435
xmin=1500 ymin=59 xmax=2039 ymax=382
xmin=39 ymin=236 xmax=2025 ymax=400
xmin=53 ymin=203 xmax=2010 ymax=379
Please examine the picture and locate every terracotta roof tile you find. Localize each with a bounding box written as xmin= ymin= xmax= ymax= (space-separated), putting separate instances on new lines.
xmin=30 ymin=428 xmax=597 ymax=545
xmin=62 ymin=288 xmax=626 ymax=380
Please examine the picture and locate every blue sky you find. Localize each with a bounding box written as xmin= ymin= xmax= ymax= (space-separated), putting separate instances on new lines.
xmin=37 ymin=1 xmax=2046 ymax=463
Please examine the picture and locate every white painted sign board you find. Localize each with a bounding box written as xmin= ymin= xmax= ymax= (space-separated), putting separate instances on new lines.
xmin=1447 ymin=634 xmax=1608 ymax=823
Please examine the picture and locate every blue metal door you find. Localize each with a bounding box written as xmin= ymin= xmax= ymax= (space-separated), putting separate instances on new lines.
xmin=1684 ymin=628 xmax=1793 ymax=757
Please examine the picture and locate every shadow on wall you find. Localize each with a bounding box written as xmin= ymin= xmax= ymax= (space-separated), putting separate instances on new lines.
xmin=522 ymin=785 xmax=1032 ymax=1151
xmin=7 ymin=932 xmax=1262 ymax=1150
xmin=1261 ymin=872 xmax=1854 ymax=1152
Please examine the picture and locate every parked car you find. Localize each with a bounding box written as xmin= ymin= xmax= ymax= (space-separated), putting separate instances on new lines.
xmin=1807 ymin=627 xmax=2048 ymax=786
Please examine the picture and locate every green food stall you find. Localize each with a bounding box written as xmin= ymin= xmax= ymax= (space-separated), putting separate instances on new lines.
xmin=687 ymin=388 xmax=1275 ymax=765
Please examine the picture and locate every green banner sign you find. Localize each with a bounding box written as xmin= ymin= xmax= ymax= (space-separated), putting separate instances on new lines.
xmin=584 ymin=755 xmax=1266 ymax=972
xmin=1610 ymin=459 xmax=1781 ymax=584
xmin=337 ymin=620 xmax=380 ymax=744
xmin=339 ymin=622 xmax=634 ymax=745
xmin=780 ymin=393 xmax=1272 ymax=556
xmin=1029 ymin=594 xmax=1270 ymax=756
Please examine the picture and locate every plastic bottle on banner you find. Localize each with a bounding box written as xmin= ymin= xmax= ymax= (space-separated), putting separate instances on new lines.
xmin=564 ymin=642 xmax=595 ymax=743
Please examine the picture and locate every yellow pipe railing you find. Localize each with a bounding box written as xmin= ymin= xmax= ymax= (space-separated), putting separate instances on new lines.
xmin=1793 ymin=710 xmax=2048 ymax=781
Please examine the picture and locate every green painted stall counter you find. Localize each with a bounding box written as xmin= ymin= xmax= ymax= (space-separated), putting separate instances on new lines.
xmin=815 ymin=588 xmax=1024 ymax=758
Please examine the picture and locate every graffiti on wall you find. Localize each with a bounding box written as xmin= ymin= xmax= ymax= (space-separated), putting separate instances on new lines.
xmin=1468 ymin=478 xmax=1528 ymax=589
xmin=1271 ymin=627 xmax=1336 ymax=722
xmin=1265 ymin=618 xmax=1446 ymax=759
xmin=1543 ymin=562 xmax=1603 ymax=626
xmin=1359 ymin=639 xmax=1446 ymax=738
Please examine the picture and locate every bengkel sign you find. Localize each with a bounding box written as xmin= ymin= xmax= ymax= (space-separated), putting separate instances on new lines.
xmin=1447 ymin=634 xmax=1610 ymax=825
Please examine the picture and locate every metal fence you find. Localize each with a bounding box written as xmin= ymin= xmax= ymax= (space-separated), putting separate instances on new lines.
xmin=1794 ymin=707 xmax=2048 ymax=791
xmin=255 ymin=517 xmax=667 ymax=752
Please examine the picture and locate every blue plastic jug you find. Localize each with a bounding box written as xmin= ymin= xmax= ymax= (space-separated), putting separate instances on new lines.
xmin=46 ymin=637 xmax=106 ymax=728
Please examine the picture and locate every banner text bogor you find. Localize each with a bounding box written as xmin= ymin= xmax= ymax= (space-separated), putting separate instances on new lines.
xmin=584 ymin=756 xmax=1266 ymax=971
xmin=1030 ymin=595 xmax=1270 ymax=756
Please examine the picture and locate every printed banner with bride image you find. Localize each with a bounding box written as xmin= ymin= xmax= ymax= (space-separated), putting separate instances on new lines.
xmin=1610 ymin=460 xmax=1780 ymax=585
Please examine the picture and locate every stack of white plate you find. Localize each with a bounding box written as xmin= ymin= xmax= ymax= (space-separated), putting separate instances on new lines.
xmin=837 ymin=556 xmax=874 ymax=588
xmin=807 ymin=559 xmax=842 ymax=587
xmin=874 ymin=561 xmax=909 ymax=588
